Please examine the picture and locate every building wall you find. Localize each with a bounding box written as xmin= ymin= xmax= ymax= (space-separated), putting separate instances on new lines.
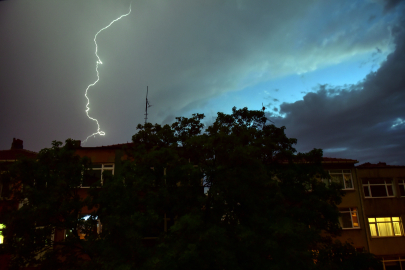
xmin=323 ymin=163 xmax=370 ymax=251
xmin=357 ymin=167 xmax=405 ymax=258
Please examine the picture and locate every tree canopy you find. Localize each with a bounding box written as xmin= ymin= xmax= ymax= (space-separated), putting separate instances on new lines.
xmin=0 ymin=107 xmax=380 ymax=270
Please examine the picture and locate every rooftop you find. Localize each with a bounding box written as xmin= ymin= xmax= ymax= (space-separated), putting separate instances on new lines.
xmin=357 ymin=162 xmax=405 ymax=168
xmin=322 ymin=157 xmax=358 ymax=163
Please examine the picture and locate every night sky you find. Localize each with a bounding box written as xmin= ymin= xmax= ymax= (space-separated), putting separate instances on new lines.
xmin=1 ymin=0 xmax=404 ymax=164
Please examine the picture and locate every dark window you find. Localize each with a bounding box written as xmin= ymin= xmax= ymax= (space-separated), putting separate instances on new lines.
xmin=399 ymin=179 xmax=405 ymax=197
xmin=82 ymin=164 xmax=114 ymax=187
xmin=363 ymin=179 xmax=394 ymax=198
xmin=83 ymin=170 xmax=102 ymax=187
xmin=339 ymin=208 xmax=360 ymax=229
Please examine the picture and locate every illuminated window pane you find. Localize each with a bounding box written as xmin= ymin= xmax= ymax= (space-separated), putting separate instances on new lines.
xmin=0 ymin=224 xmax=4 ymax=244
xmin=352 ymin=212 xmax=359 ymax=227
xmin=368 ymin=218 xmax=376 ymax=222
xmin=377 ymin=222 xmax=393 ymax=236
xmin=369 ymin=224 xmax=377 ymax=236
xmin=393 ymin=222 xmax=402 ymax=236
xmin=376 ymin=217 xmax=391 ymax=222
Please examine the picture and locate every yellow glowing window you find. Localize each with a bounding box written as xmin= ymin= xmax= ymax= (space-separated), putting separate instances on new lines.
xmin=0 ymin=224 xmax=5 ymax=244
xmin=368 ymin=217 xmax=403 ymax=237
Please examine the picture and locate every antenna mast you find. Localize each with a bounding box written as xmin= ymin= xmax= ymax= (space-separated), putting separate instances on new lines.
xmin=144 ymin=86 xmax=151 ymax=124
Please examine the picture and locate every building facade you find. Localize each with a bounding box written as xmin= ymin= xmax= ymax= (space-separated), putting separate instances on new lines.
xmin=0 ymin=139 xmax=37 ymax=270
xmin=356 ymin=162 xmax=405 ymax=270
xmin=1 ymin=139 xmax=405 ymax=269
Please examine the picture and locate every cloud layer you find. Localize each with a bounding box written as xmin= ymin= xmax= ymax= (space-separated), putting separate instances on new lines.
xmin=270 ymin=18 xmax=405 ymax=164
xmin=0 ymin=0 xmax=403 ymax=164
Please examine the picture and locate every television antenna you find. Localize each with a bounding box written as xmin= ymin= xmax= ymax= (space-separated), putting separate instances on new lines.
xmin=144 ymin=86 xmax=152 ymax=124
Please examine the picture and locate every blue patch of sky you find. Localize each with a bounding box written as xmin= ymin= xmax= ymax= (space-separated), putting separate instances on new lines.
xmin=202 ymin=50 xmax=387 ymax=116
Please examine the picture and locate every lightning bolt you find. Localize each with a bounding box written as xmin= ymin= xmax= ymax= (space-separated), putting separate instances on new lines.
xmin=83 ymin=4 xmax=131 ymax=144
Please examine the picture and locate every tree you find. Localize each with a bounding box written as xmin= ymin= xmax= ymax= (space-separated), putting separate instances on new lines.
xmin=1 ymin=108 xmax=381 ymax=270
xmin=0 ymin=140 xmax=95 ymax=269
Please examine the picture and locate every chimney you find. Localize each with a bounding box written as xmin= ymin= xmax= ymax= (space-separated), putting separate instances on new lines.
xmin=11 ymin=138 xmax=23 ymax=149
xmin=73 ymin=140 xmax=81 ymax=148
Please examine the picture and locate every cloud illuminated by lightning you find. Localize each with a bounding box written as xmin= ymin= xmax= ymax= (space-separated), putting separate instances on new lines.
xmin=83 ymin=4 xmax=131 ymax=144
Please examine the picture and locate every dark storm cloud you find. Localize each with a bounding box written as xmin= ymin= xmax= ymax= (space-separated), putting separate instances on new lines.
xmin=269 ymin=22 xmax=405 ymax=165
xmin=0 ymin=0 xmax=402 ymax=151
xmin=383 ymin=0 xmax=405 ymax=12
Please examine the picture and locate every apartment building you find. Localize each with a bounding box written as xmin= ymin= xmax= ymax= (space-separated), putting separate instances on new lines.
xmin=0 ymin=139 xmax=37 ymax=270
xmin=1 ymin=139 xmax=404 ymax=269
xmin=356 ymin=162 xmax=405 ymax=270
xmin=320 ymin=158 xmax=405 ymax=269
xmin=321 ymin=158 xmax=370 ymax=251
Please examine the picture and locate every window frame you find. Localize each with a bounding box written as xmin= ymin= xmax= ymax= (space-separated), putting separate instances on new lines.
xmin=35 ymin=226 xmax=55 ymax=246
xmin=398 ymin=178 xmax=405 ymax=197
xmin=362 ymin=178 xmax=395 ymax=198
xmin=382 ymin=256 xmax=405 ymax=270
xmin=0 ymin=224 xmax=5 ymax=244
xmin=324 ymin=170 xmax=354 ymax=190
xmin=368 ymin=217 xmax=403 ymax=238
xmin=81 ymin=163 xmax=114 ymax=188
xmin=339 ymin=207 xmax=360 ymax=230
xmin=65 ymin=215 xmax=101 ymax=240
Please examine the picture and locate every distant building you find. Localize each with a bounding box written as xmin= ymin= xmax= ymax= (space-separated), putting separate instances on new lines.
xmin=356 ymin=162 xmax=405 ymax=269
xmin=2 ymin=139 xmax=405 ymax=269
xmin=0 ymin=139 xmax=37 ymax=269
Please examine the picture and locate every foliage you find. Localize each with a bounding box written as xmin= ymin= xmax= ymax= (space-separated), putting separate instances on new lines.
xmin=0 ymin=108 xmax=381 ymax=270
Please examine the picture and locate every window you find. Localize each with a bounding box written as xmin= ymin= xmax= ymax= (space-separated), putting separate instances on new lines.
xmin=382 ymin=256 xmax=405 ymax=270
xmin=399 ymin=179 xmax=405 ymax=197
xmin=82 ymin=164 xmax=114 ymax=187
xmin=35 ymin=226 xmax=54 ymax=246
xmin=0 ymin=176 xmax=10 ymax=198
xmin=363 ymin=178 xmax=394 ymax=198
xmin=339 ymin=208 xmax=360 ymax=229
xmin=368 ymin=217 xmax=403 ymax=237
xmin=65 ymin=215 xmax=101 ymax=240
xmin=0 ymin=224 xmax=5 ymax=244
xmin=324 ymin=170 xmax=353 ymax=189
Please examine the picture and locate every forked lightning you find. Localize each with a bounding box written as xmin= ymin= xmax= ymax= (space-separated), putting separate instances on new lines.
xmin=83 ymin=4 xmax=131 ymax=143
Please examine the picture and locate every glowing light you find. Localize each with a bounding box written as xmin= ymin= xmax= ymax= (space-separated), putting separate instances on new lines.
xmin=83 ymin=4 xmax=131 ymax=144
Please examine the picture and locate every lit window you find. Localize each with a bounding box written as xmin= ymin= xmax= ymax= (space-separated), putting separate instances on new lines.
xmin=368 ymin=217 xmax=403 ymax=237
xmin=82 ymin=164 xmax=114 ymax=187
xmin=324 ymin=170 xmax=353 ymax=189
xmin=398 ymin=179 xmax=405 ymax=197
xmin=362 ymin=179 xmax=394 ymax=198
xmin=0 ymin=224 xmax=5 ymax=244
xmin=339 ymin=208 xmax=360 ymax=229
xmin=66 ymin=215 xmax=101 ymax=240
